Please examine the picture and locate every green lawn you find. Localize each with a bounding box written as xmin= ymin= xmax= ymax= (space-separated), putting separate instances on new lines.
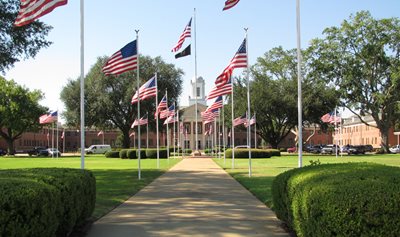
xmin=214 ymin=153 xmax=400 ymax=207
xmin=0 ymin=155 xmax=181 ymax=220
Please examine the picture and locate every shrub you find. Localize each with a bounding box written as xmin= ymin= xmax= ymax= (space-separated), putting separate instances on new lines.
xmin=267 ymin=149 xmax=281 ymax=157
xmin=105 ymin=151 xmax=119 ymax=158
xmin=126 ymin=149 xmax=137 ymax=159
xmin=0 ymin=168 xmax=96 ymax=237
xmin=137 ymin=149 xmax=146 ymax=159
xmin=224 ymin=148 xmax=272 ymax=158
xmin=271 ymin=163 xmax=400 ymax=237
xmin=145 ymin=148 xmax=168 ymax=158
xmin=119 ymin=149 xmax=128 ymax=159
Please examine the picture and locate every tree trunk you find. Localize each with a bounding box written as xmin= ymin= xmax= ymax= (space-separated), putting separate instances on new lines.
xmin=6 ymin=138 xmax=15 ymax=155
xmin=379 ymin=126 xmax=390 ymax=153
xmin=122 ymin=129 xmax=131 ymax=148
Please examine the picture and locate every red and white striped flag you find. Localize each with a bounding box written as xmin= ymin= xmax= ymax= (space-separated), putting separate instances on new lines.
xmin=131 ymin=76 xmax=157 ymax=104
xmin=160 ymin=105 xmax=175 ymax=119
xmin=39 ymin=111 xmax=58 ymax=124
xmin=163 ymin=115 xmax=177 ymax=125
xmin=14 ymin=0 xmax=68 ymax=27
xmin=131 ymin=115 xmax=149 ymax=128
xmin=103 ymin=40 xmax=138 ymax=75
xmin=171 ymin=18 xmax=192 ymax=52
xmin=129 ymin=132 xmax=135 ymax=137
xmin=155 ymin=95 xmax=168 ymax=118
xmin=233 ymin=114 xmax=247 ymax=127
xmin=207 ymin=79 xmax=232 ymax=100
xmin=223 ymin=0 xmax=240 ymax=11
xmin=97 ymin=130 xmax=104 ymax=136
xmin=205 ymin=96 xmax=223 ymax=113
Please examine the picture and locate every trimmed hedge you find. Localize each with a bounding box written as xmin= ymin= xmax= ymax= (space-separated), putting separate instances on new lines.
xmin=105 ymin=151 xmax=119 ymax=158
xmin=224 ymin=148 xmax=280 ymax=158
xmin=137 ymin=149 xmax=147 ymax=159
xmin=271 ymin=163 xmax=400 ymax=237
xmin=126 ymin=149 xmax=137 ymax=159
xmin=145 ymin=148 xmax=168 ymax=158
xmin=0 ymin=168 xmax=96 ymax=237
xmin=119 ymin=149 xmax=129 ymax=159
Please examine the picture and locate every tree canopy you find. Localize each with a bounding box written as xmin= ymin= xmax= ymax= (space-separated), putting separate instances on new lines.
xmin=61 ymin=55 xmax=184 ymax=148
xmin=226 ymin=47 xmax=339 ymax=148
xmin=0 ymin=0 xmax=52 ymax=73
xmin=0 ymin=76 xmax=47 ymax=154
xmin=309 ymin=11 xmax=400 ymax=152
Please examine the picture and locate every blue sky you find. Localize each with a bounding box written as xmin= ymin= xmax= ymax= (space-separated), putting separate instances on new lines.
xmin=4 ymin=0 xmax=400 ymax=122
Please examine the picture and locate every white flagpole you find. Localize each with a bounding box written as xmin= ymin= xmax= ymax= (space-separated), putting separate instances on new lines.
xmin=245 ymin=28 xmax=252 ymax=177
xmin=62 ymin=129 xmax=65 ymax=154
xmin=155 ymin=73 xmax=159 ymax=168
xmin=218 ymin=109 xmax=221 ymax=159
xmin=166 ymin=90 xmax=169 ymax=161
xmin=222 ymin=97 xmax=226 ymax=165
xmin=334 ymin=107 xmax=338 ymax=158
xmin=296 ymin=0 xmax=303 ymax=168
xmin=56 ymin=116 xmax=59 ymax=158
xmin=173 ymin=102 xmax=176 ymax=158
xmin=80 ymin=0 xmax=85 ymax=169
xmin=254 ymin=113 xmax=257 ymax=149
xmin=194 ymin=8 xmax=199 ymax=153
xmin=135 ymin=30 xmax=141 ymax=180
xmin=146 ymin=112 xmax=149 ymax=149
xmin=231 ymin=82 xmax=235 ymax=169
xmin=52 ymin=122 xmax=54 ymax=158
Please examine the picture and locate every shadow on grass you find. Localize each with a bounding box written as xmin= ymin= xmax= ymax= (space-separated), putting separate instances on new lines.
xmin=91 ymin=169 xmax=165 ymax=220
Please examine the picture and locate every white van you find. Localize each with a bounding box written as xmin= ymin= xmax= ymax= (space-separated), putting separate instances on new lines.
xmin=85 ymin=145 xmax=111 ymax=154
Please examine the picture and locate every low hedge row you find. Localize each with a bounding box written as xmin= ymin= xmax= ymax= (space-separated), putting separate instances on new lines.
xmin=0 ymin=168 xmax=96 ymax=237
xmin=224 ymin=148 xmax=280 ymax=158
xmin=105 ymin=149 xmax=169 ymax=159
xmin=271 ymin=163 xmax=400 ymax=237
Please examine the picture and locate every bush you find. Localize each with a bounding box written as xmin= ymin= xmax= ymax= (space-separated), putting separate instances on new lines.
xmin=126 ymin=149 xmax=137 ymax=159
xmin=0 ymin=168 xmax=96 ymax=237
xmin=119 ymin=149 xmax=128 ymax=159
xmin=267 ymin=149 xmax=281 ymax=157
xmin=271 ymin=163 xmax=400 ymax=237
xmin=137 ymin=149 xmax=146 ymax=159
xmin=224 ymin=148 xmax=272 ymax=158
xmin=105 ymin=151 xmax=119 ymax=158
xmin=145 ymin=148 xmax=168 ymax=158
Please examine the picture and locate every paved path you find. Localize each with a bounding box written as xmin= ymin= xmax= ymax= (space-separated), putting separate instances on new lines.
xmin=86 ymin=158 xmax=289 ymax=237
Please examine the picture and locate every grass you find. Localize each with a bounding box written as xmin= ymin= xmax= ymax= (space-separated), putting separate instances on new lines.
xmin=214 ymin=153 xmax=400 ymax=207
xmin=0 ymin=155 xmax=181 ymax=220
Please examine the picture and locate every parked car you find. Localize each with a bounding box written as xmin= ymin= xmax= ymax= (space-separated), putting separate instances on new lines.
xmin=85 ymin=144 xmax=112 ymax=154
xmin=47 ymin=148 xmax=61 ymax=157
xmin=389 ymin=145 xmax=400 ymax=153
xmin=321 ymin=144 xmax=339 ymax=155
xmin=0 ymin=149 xmax=6 ymax=156
xmin=307 ymin=145 xmax=322 ymax=154
xmin=364 ymin=144 xmax=374 ymax=153
xmin=28 ymin=146 xmax=49 ymax=156
xmin=287 ymin=147 xmax=297 ymax=153
xmin=346 ymin=145 xmax=365 ymax=155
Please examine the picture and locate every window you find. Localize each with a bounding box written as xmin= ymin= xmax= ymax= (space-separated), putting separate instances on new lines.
xmin=196 ymin=87 xmax=200 ymax=97
xmin=193 ymin=122 xmax=202 ymax=134
xmin=184 ymin=123 xmax=191 ymax=134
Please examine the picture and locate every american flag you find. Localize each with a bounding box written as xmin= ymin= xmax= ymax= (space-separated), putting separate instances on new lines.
xmin=97 ymin=130 xmax=104 ymax=136
xmin=205 ymin=96 xmax=223 ymax=113
xmin=131 ymin=114 xmax=148 ymax=128
xmin=131 ymin=76 xmax=157 ymax=104
xmin=160 ymin=104 xmax=175 ymax=119
xmin=102 ymin=40 xmax=138 ymax=75
xmin=171 ymin=18 xmax=192 ymax=52
xmin=155 ymin=95 xmax=168 ymax=118
xmin=223 ymin=0 xmax=240 ymax=11
xmin=202 ymin=109 xmax=219 ymax=124
xmin=163 ymin=115 xmax=177 ymax=125
xmin=61 ymin=130 xmax=65 ymax=139
xmin=321 ymin=112 xmax=341 ymax=124
xmin=233 ymin=114 xmax=247 ymax=127
xmin=39 ymin=111 xmax=58 ymax=124
xmin=14 ymin=0 xmax=68 ymax=27
xmin=129 ymin=132 xmax=135 ymax=137
xmin=214 ymin=39 xmax=247 ymax=86
xmin=207 ymin=79 xmax=232 ymax=100
xmin=244 ymin=114 xmax=256 ymax=127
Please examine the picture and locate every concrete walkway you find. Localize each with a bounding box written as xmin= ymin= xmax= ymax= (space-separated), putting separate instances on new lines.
xmin=86 ymin=158 xmax=289 ymax=237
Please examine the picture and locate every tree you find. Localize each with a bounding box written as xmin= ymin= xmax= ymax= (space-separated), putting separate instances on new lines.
xmin=309 ymin=11 xmax=400 ymax=152
xmin=0 ymin=0 xmax=52 ymax=73
xmin=60 ymin=55 xmax=184 ymax=148
xmin=0 ymin=76 xmax=47 ymax=154
xmin=227 ymin=47 xmax=338 ymax=148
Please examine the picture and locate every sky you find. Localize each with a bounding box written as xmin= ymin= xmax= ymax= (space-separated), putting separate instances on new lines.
xmin=4 ymin=0 xmax=400 ymax=123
